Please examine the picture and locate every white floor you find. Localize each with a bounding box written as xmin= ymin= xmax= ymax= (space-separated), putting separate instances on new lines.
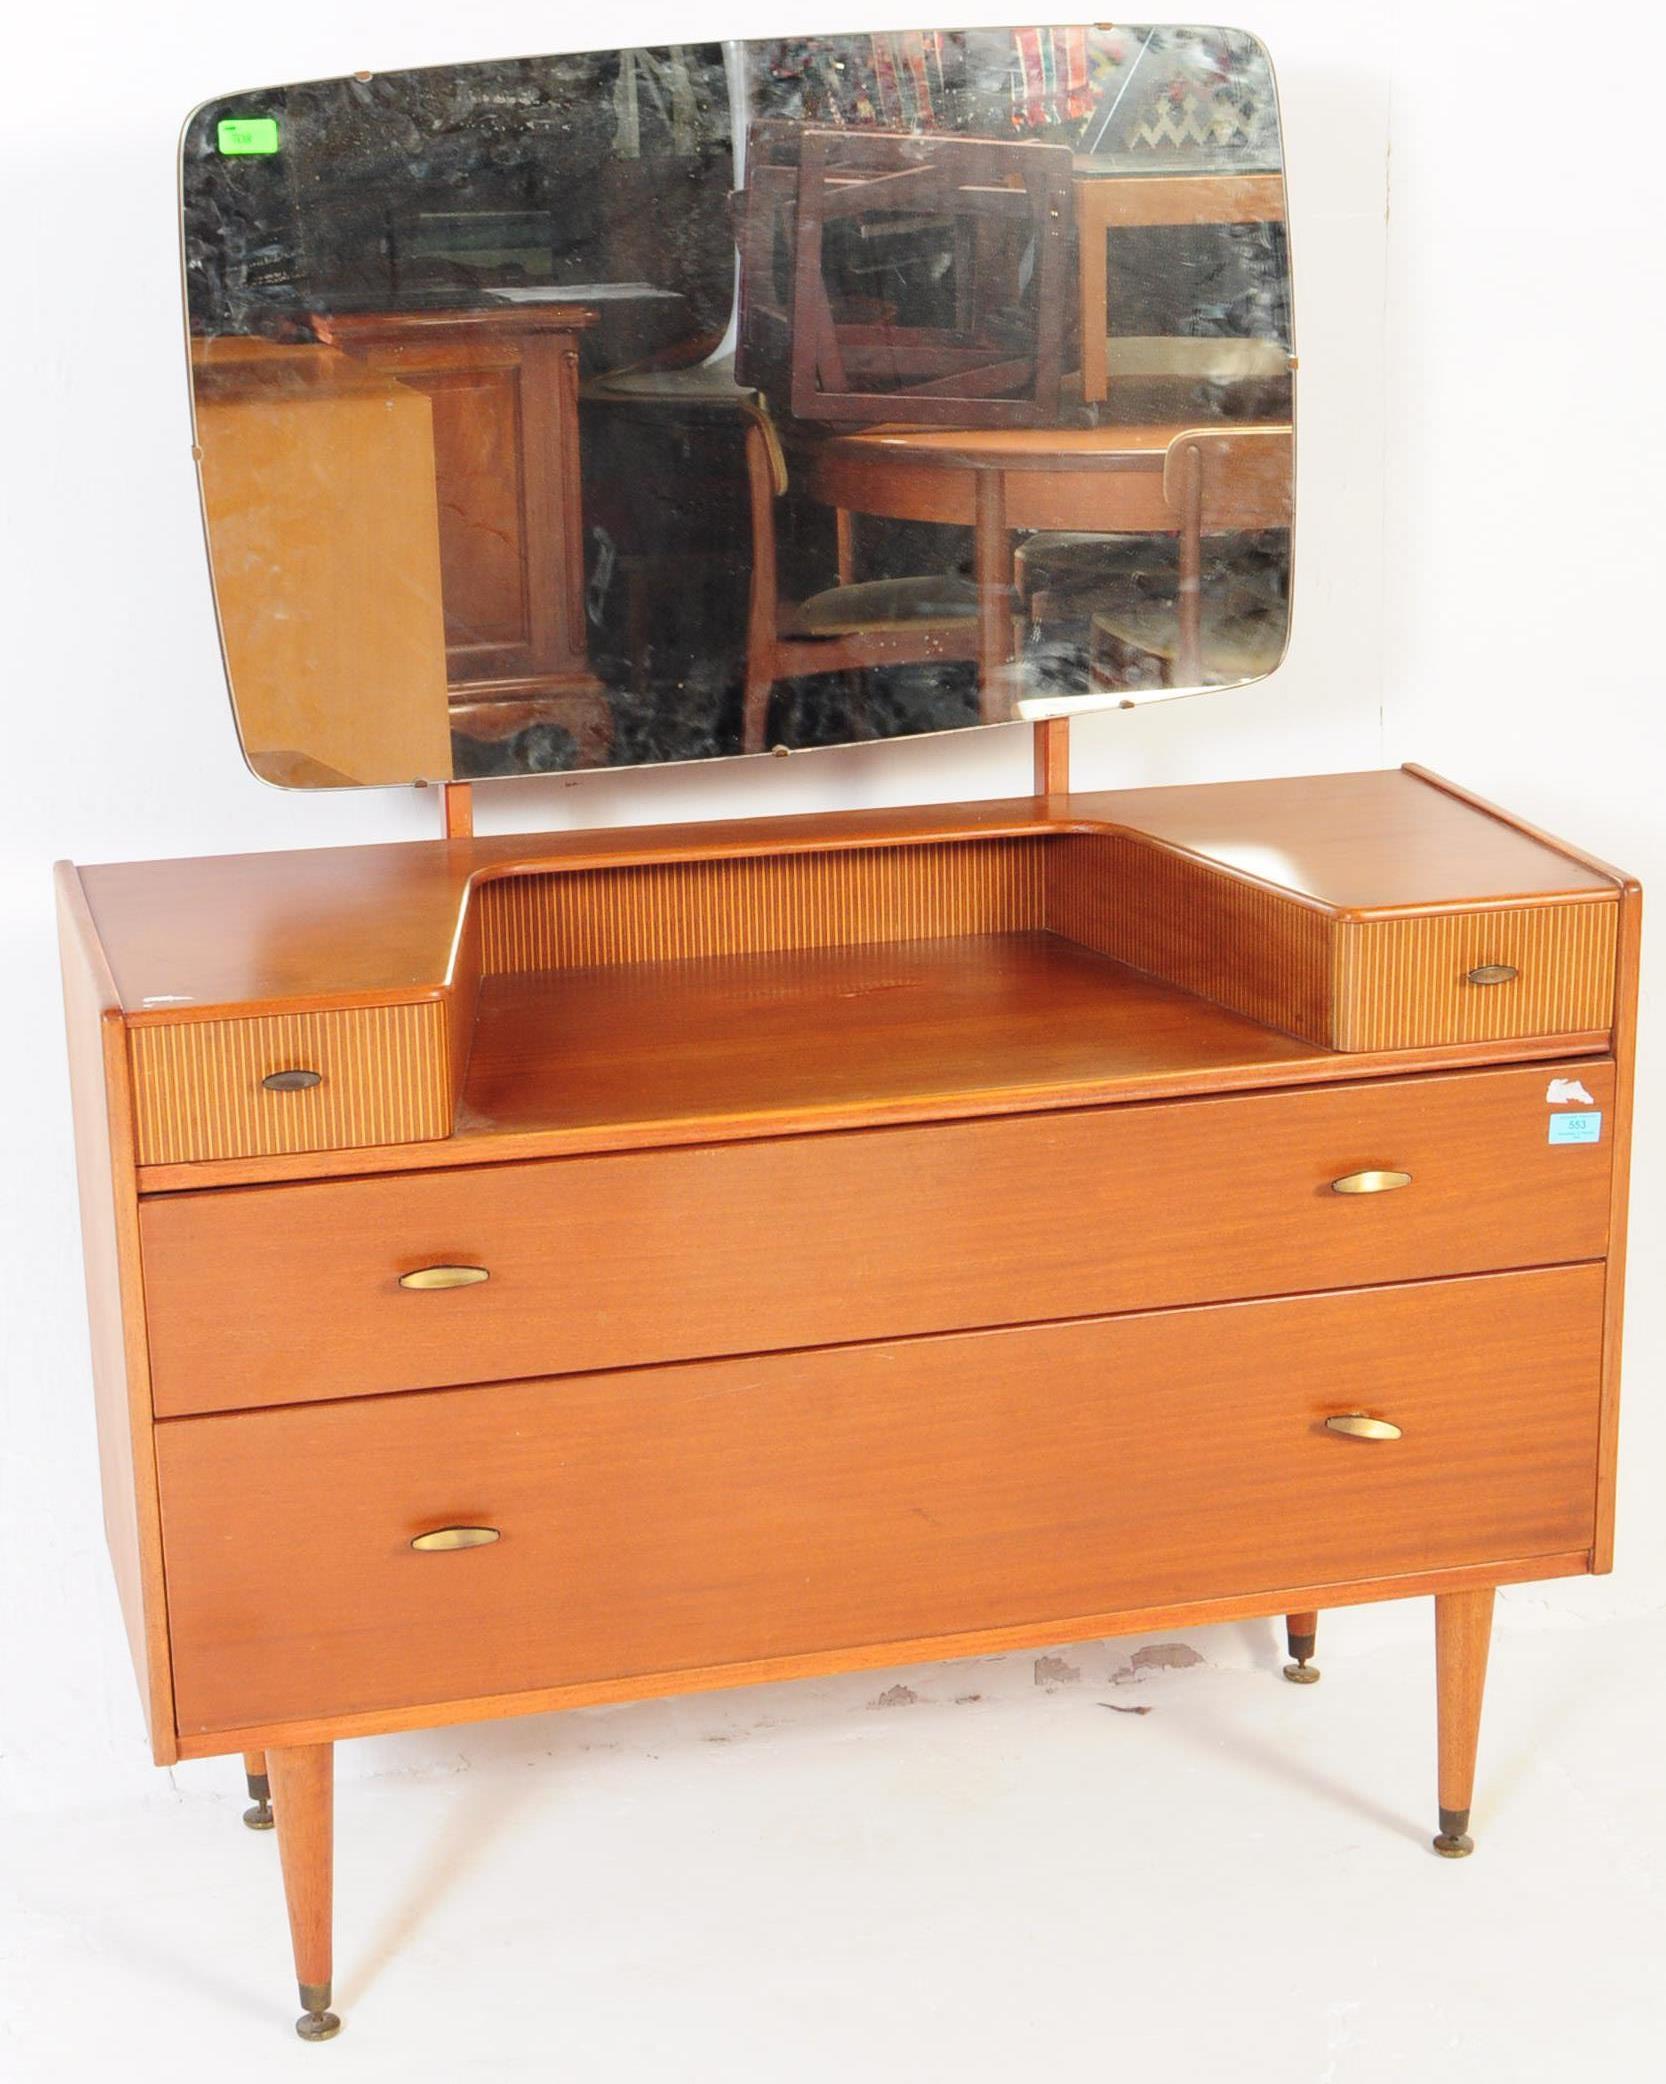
xmin=6 ymin=1601 xmax=1664 ymax=2084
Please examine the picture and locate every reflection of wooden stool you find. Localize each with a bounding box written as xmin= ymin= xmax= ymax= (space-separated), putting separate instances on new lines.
xmin=738 ymin=124 xmax=1072 ymax=428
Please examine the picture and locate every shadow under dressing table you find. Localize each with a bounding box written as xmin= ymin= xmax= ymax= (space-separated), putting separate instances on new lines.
xmin=66 ymin=25 xmax=1638 ymax=2043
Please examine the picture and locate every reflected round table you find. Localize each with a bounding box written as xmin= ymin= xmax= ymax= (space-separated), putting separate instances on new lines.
xmin=808 ymin=423 xmax=1187 ymax=711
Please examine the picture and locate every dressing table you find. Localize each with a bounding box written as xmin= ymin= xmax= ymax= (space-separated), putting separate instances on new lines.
xmin=63 ymin=25 xmax=1637 ymax=2042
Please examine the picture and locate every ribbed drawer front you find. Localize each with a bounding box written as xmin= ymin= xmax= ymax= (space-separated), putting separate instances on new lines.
xmin=138 ymin=1062 xmax=1614 ymax=1416
xmin=1334 ymin=902 xmax=1617 ymax=1051
xmin=129 ymin=1002 xmax=453 ymax=1165
xmin=156 ymin=1264 xmax=1605 ymax=1735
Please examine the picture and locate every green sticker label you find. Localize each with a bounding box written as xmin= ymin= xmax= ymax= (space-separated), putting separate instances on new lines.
xmin=217 ymin=116 xmax=280 ymax=156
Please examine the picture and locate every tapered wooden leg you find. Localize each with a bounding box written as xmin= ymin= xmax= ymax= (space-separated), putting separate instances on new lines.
xmin=1433 ymin=1587 xmax=1494 ymax=1858
xmin=241 ymin=1749 xmax=274 ymax=1831
xmin=1282 ymin=1610 xmax=1320 ymax=1684
xmin=269 ymin=1744 xmax=341 ymax=2040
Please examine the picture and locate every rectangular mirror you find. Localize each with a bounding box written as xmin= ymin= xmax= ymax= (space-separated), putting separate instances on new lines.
xmin=183 ymin=25 xmax=1292 ymax=786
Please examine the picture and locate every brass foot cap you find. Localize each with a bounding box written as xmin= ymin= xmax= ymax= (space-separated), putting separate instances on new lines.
xmin=1432 ymin=1832 xmax=1475 ymax=1859
xmin=242 ymin=1801 xmax=275 ymax=1831
xmin=1282 ymin=1661 xmax=1321 ymax=1685
xmin=296 ymin=2011 xmax=342 ymax=2043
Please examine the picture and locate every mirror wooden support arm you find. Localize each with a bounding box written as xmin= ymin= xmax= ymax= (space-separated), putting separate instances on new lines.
xmin=1033 ymin=718 xmax=1070 ymax=796
xmin=442 ymin=783 xmax=473 ymax=840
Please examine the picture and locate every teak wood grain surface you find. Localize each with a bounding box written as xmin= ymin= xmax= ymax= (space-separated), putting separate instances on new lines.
xmin=74 ymin=768 xmax=1627 ymax=1184
xmin=456 ymin=935 xmax=1325 ymax=1138
xmin=57 ymin=762 xmax=1640 ymax=2041
xmin=78 ymin=770 xmax=1616 ymax=1024
xmin=55 ymin=866 xmax=174 ymax=1755
xmin=154 ymin=1264 xmax=1605 ymax=1736
xmin=139 ymin=1060 xmax=1613 ymax=1417
xmin=60 ymin=769 xmax=1638 ymax=1747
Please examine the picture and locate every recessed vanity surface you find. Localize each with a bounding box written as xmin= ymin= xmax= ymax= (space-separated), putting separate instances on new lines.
xmin=456 ymin=936 xmax=1316 ymax=1140
xmin=56 ymin=18 xmax=1640 ymax=2050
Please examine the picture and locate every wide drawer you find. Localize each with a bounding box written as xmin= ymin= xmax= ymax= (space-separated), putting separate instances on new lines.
xmin=139 ymin=1058 xmax=1618 ymax=1417
xmin=156 ymin=1264 xmax=1605 ymax=1735
xmin=139 ymin=1063 xmax=1614 ymax=1417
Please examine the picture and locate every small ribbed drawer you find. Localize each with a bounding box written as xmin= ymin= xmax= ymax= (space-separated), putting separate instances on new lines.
xmin=128 ymin=1002 xmax=454 ymax=1166
xmin=1333 ymin=901 xmax=1618 ymax=1052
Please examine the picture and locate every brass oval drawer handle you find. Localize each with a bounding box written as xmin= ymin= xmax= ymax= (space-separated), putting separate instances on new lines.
xmin=1324 ymin=1413 xmax=1403 ymax=1442
xmin=410 ymin=1526 xmax=500 ymax=1553
xmin=1466 ymin=963 xmax=1520 ymax=987
xmin=261 ymin=1068 xmax=322 ymax=1092
xmin=1331 ymin=1169 xmax=1413 ymax=1195
xmin=398 ymin=1264 xmax=490 ymax=1291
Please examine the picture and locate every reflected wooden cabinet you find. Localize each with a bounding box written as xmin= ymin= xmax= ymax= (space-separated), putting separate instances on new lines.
xmin=190 ymin=341 xmax=454 ymax=786
xmin=318 ymin=308 xmax=610 ymax=757
xmin=60 ymin=765 xmax=1638 ymax=2038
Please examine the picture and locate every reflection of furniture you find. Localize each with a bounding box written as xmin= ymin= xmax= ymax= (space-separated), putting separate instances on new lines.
xmin=316 ymin=308 xmax=610 ymax=758
xmin=1090 ymin=334 xmax=1291 ymax=422
xmin=1074 ymin=168 xmax=1287 ymax=403
xmin=738 ymin=125 xmax=1073 ymax=428
xmin=810 ymin=422 xmax=1291 ymax=698
xmin=61 ymin=765 xmax=1639 ymax=2034
xmin=742 ymin=406 xmax=983 ymax=752
xmin=1016 ymin=532 xmax=1165 ymax=631
xmin=580 ymin=355 xmax=753 ymax=699
xmin=1091 ymin=425 xmax=1293 ymax=690
xmin=191 ymin=341 xmax=454 ymax=785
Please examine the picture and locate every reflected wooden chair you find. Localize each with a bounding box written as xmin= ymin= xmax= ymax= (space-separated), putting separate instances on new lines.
xmin=1015 ymin=346 xmax=1290 ymax=631
xmin=737 ymin=124 xmax=1072 ymax=430
xmin=1072 ymin=164 xmax=1289 ymax=406
xmin=741 ymin=403 xmax=988 ymax=753
xmin=1087 ymin=424 xmax=1292 ymax=692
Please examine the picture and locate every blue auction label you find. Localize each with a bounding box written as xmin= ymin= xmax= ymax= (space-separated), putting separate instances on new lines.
xmin=1548 ymin=1111 xmax=1602 ymax=1145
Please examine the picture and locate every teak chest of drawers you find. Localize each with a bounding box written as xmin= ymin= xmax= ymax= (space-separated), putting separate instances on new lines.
xmin=58 ymin=767 xmax=1639 ymax=2039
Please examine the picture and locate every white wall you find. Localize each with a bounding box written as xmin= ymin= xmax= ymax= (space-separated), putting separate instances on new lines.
xmin=1374 ymin=0 xmax=1666 ymax=1630
xmin=2 ymin=4 xmax=1659 ymax=1817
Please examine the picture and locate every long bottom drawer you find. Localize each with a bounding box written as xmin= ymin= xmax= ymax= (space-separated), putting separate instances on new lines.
xmin=157 ymin=1265 xmax=1604 ymax=1735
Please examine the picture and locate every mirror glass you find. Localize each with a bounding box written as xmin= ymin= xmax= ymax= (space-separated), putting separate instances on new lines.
xmin=183 ymin=25 xmax=1292 ymax=786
